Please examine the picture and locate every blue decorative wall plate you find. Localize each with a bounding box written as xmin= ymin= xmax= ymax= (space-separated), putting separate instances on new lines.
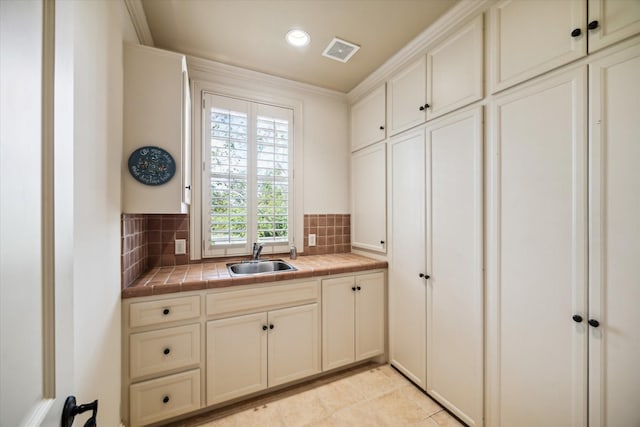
xmin=128 ymin=146 xmax=176 ymax=186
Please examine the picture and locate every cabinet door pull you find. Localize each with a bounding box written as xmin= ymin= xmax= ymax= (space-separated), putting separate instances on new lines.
xmin=269 ymin=324 xmax=275 ymax=330
xmin=424 ymin=103 xmax=430 ymax=109
xmin=352 ymin=286 xmax=357 ymax=292
xmin=262 ymin=325 xmax=268 ymax=331
xmin=418 ymin=273 xmax=430 ymax=280
xmin=419 ymin=105 xmax=425 ymax=111
xmin=185 ymin=185 xmax=191 ymax=190
xmin=588 ymin=319 xmax=600 ymax=328
xmin=380 ymin=240 xmax=385 ymax=245
xmin=162 ymin=308 xmax=170 ymax=316
xmin=587 ymin=20 xmax=599 ymax=30
xmin=572 ymin=315 xmax=583 ymax=323
xmin=162 ymin=396 xmax=170 ymax=404
xmin=571 ymin=28 xmax=582 ymax=37
xmin=356 ymin=286 xmax=361 ymax=291
xmin=163 ymin=347 xmax=171 ymax=355
xmin=379 ymin=125 xmax=385 ymax=130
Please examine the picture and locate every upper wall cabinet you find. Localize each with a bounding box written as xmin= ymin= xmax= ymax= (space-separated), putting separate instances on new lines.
xmin=351 ymin=84 xmax=386 ymax=152
xmin=426 ymin=14 xmax=484 ymax=120
xmin=489 ymin=0 xmax=640 ymax=93
xmin=588 ymin=0 xmax=640 ymax=52
xmin=387 ymin=56 xmax=427 ymax=136
xmin=123 ymin=44 xmax=191 ymax=214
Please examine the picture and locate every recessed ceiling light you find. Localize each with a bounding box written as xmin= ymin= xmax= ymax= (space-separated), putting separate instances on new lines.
xmin=286 ymin=29 xmax=310 ymax=47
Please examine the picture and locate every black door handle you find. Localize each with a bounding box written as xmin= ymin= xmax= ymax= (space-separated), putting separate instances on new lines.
xmin=588 ymin=319 xmax=600 ymax=328
xmin=587 ymin=20 xmax=599 ymax=30
xmin=572 ymin=315 xmax=583 ymax=323
xmin=571 ymin=28 xmax=582 ymax=37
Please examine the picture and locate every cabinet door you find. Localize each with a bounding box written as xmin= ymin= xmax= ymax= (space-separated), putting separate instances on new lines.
xmin=588 ymin=0 xmax=640 ymax=52
xmin=486 ymin=68 xmax=587 ymax=427
xmin=354 ymin=272 xmax=385 ymax=362
xmin=489 ymin=0 xmax=586 ymax=93
xmin=388 ymin=128 xmax=427 ymax=389
xmin=425 ymin=108 xmax=483 ymax=427
xmin=387 ymin=57 xmax=427 ymax=136
xmin=206 ymin=312 xmax=267 ymax=405
xmin=322 ymin=276 xmax=356 ymax=371
xmin=182 ymin=69 xmax=191 ymax=206
xmin=351 ymin=84 xmax=386 ymax=152
xmin=426 ymin=15 xmax=483 ymax=120
xmin=268 ymin=303 xmax=320 ymax=387
xmin=589 ymin=45 xmax=640 ymax=427
xmin=351 ymin=142 xmax=386 ymax=252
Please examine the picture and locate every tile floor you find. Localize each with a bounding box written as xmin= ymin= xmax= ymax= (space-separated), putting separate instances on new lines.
xmin=166 ymin=363 xmax=466 ymax=427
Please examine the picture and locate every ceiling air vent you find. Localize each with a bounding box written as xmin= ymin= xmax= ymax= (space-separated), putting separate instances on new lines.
xmin=322 ymin=37 xmax=360 ymax=63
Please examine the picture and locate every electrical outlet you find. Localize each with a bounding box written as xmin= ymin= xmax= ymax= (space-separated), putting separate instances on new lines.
xmin=175 ymin=239 xmax=186 ymax=255
xmin=308 ymin=234 xmax=316 ymax=247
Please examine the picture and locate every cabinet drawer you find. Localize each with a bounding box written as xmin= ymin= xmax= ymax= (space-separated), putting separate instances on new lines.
xmin=206 ymin=280 xmax=320 ymax=318
xmin=130 ymin=369 xmax=201 ymax=426
xmin=130 ymin=323 xmax=200 ymax=379
xmin=129 ymin=295 xmax=200 ymax=328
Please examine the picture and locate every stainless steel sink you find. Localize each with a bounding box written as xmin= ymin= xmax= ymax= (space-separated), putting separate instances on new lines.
xmin=227 ymin=259 xmax=297 ymax=276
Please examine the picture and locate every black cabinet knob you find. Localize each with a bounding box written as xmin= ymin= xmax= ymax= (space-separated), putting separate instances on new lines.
xmin=419 ymin=105 xmax=425 ymax=111
xmin=356 ymin=286 xmax=361 ymax=291
xmin=379 ymin=125 xmax=385 ymax=130
xmin=162 ymin=308 xmax=170 ymax=316
xmin=380 ymin=240 xmax=385 ymax=244
xmin=571 ymin=28 xmax=582 ymax=37
xmin=572 ymin=315 xmax=583 ymax=323
xmin=185 ymin=185 xmax=191 ymax=190
xmin=262 ymin=325 xmax=268 ymax=331
xmin=424 ymin=103 xmax=430 ymax=109
xmin=418 ymin=273 xmax=430 ymax=279
xmin=588 ymin=319 xmax=600 ymax=327
xmin=162 ymin=396 xmax=170 ymax=404
xmin=163 ymin=348 xmax=171 ymax=355
xmin=269 ymin=324 xmax=274 ymax=330
xmin=352 ymin=286 xmax=356 ymax=291
xmin=588 ymin=20 xmax=599 ymax=30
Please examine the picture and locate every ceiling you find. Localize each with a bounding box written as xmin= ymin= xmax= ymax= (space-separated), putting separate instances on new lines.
xmin=140 ymin=0 xmax=460 ymax=93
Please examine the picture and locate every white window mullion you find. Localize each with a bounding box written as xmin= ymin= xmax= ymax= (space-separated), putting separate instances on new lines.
xmin=247 ymin=102 xmax=258 ymax=249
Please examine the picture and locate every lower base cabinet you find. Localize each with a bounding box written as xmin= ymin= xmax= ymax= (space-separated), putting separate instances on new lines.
xmin=322 ymin=272 xmax=385 ymax=371
xmin=206 ymin=303 xmax=320 ymax=406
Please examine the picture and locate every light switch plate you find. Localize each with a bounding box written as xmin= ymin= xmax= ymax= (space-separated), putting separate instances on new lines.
xmin=308 ymin=234 xmax=316 ymax=246
xmin=175 ymin=239 xmax=186 ymax=255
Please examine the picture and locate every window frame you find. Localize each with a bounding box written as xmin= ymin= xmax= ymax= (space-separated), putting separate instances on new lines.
xmin=191 ymin=84 xmax=303 ymax=260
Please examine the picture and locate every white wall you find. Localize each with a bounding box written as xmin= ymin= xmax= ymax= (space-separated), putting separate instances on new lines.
xmin=66 ymin=0 xmax=137 ymax=425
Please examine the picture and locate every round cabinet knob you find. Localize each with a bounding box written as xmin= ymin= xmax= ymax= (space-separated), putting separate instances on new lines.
xmin=572 ymin=315 xmax=583 ymax=323
xmin=352 ymin=286 xmax=356 ymax=291
xmin=356 ymin=286 xmax=361 ymax=291
xmin=163 ymin=348 xmax=171 ymax=355
xmin=418 ymin=273 xmax=430 ymax=280
xmin=262 ymin=325 xmax=268 ymax=331
xmin=588 ymin=319 xmax=600 ymax=328
xmin=571 ymin=28 xmax=582 ymax=37
xmin=162 ymin=308 xmax=170 ymax=316
xmin=419 ymin=105 xmax=425 ymax=111
xmin=162 ymin=396 xmax=170 ymax=404
xmin=185 ymin=185 xmax=191 ymax=190
xmin=379 ymin=125 xmax=385 ymax=130
xmin=588 ymin=20 xmax=599 ymax=30
xmin=424 ymin=103 xmax=430 ymax=109
xmin=269 ymin=324 xmax=274 ymax=330
xmin=380 ymin=240 xmax=385 ymax=245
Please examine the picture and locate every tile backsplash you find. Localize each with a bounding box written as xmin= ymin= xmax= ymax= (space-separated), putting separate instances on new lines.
xmin=121 ymin=213 xmax=190 ymax=288
xmin=303 ymin=214 xmax=351 ymax=255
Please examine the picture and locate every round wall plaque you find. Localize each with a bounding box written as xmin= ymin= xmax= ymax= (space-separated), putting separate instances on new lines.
xmin=127 ymin=146 xmax=176 ymax=186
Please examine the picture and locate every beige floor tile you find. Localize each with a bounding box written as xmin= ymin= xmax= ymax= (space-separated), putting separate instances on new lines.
xmin=315 ymin=377 xmax=365 ymax=414
xmin=331 ymin=401 xmax=387 ymax=426
xmin=232 ymin=403 xmax=286 ymax=427
xmin=431 ymin=410 xmax=466 ymax=427
xmin=398 ymin=384 xmax=443 ymax=416
xmin=409 ymin=417 xmax=443 ymax=427
xmin=365 ymin=388 xmax=432 ymax=425
xmin=276 ymin=388 xmax=330 ymax=427
xmin=345 ymin=366 xmax=409 ymax=400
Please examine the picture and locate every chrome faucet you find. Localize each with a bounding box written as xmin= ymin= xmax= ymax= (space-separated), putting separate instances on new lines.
xmin=252 ymin=242 xmax=263 ymax=260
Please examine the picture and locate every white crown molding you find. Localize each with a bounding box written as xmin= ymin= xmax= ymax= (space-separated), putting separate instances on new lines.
xmin=347 ymin=0 xmax=493 ymax=103
xmin=186 ymin=55 xmax=348 ymax=101
xmin=124 ymin=0 xmax=154 ymax=46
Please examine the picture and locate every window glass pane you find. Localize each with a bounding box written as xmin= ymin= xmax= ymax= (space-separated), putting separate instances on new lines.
xmin=209 ymin=107 xmax=248 ymax=245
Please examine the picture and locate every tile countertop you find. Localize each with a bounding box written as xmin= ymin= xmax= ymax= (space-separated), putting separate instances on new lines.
xmin=122 ymin=253 xmax=388 ymax=298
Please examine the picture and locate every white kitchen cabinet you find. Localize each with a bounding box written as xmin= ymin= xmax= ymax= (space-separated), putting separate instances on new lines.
xmin=351 ymin=84 xmax=386 ymax=152
xmin=489 ymin=0 xmax=640 ymax=93
xmin=388 ymin=128 xmax=427 ymax=389
xmin=426 ymin=15 xmax=484 ymax=120
xmin=387 ymin=57 xmax=427 ymax=136
xmin=486 ymin=67 xmax=588 ymax=427
xmin=123 ymin=44 xmax=191 ymax=213
xmin=587 ymin=0 xmax=640 ymax=52
xmin=489 ymin=0 xmax=586 ymax=93
xmin=351 ymin=142 xmax=386 ymax=252
xmin=588 ymin=44 xmax=640 ymax=427
xmin=322 ymin=272 xmax=385 ymax=371
xmin=206 ymin=303 xmax=320 ymax=405
xmin=425 ymin=107 xmax=483 ymax=427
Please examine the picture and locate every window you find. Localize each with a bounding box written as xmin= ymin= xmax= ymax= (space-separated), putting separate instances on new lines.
xmin=203 ymin=93 xmax=293 ymax=257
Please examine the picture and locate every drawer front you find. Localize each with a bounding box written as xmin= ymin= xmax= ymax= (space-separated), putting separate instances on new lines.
xmin=129 ymin=295 xmax=200 ymax=328
xmin=130 ymin=323 xmax=200 ymax=379
xmin=206 ymin=280 xmax=320 ymax=318
xmin=130 ymin=369 xmax=201 ymax=426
